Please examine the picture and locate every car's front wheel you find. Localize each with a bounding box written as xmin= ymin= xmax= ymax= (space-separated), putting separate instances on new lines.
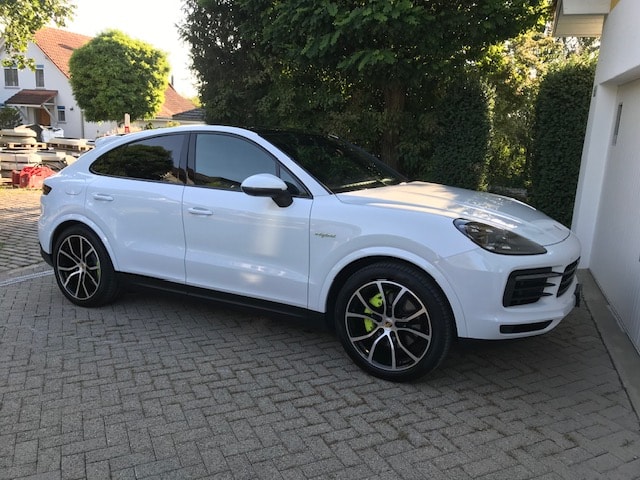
xmin=334 ymin=262 xmax=454 ymax=381
xmin=53 ymin=226 xmax=120 ymax=307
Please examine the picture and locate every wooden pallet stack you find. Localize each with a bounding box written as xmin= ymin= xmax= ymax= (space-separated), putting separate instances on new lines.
xmin=0 ymin=126 xmax=46 ymax=150
xmin=46 ymin=137 xmax=93 ymax=154
xmin=0 ymin=127 xmax=92 ymax=187
xmin=0 ymin=127 xmax=42 ymax=186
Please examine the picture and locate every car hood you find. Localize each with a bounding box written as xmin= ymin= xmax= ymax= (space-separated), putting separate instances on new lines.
xmin=337 ymin=181 xmax=571 ymax=246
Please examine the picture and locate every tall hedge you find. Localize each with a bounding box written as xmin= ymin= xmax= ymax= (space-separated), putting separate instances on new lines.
xmin=427 ymin=77 xmax=491 ymax=190
xmin=530 ymin=59 xmax=596 ymax=227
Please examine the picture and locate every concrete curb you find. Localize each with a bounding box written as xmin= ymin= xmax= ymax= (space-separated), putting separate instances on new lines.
xmin=580 ymin=269 xmax=640 ymax=420
xmin=0 ymin=261 xmax=52 ymax=285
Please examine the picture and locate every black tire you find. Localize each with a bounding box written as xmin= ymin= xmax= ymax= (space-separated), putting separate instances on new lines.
xmin=53 ymin=225 xmax=120 ymax=307
xmin=334 ymin=262 xmax=454 ymax=382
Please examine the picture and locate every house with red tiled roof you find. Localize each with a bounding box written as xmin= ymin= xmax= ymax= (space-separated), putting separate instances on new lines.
xmin=0 ymin=27 xmax=203 ymax=139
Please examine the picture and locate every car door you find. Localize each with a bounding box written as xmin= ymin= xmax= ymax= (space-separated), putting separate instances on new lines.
xmin=182 ymin=132 xmax=312 ymax=307
xmin=86 ymin=133 xmax=188 ymax=283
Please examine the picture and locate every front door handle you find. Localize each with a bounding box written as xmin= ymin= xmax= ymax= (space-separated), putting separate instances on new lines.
xmin=188 ymin=207 xmax=213 ymax=216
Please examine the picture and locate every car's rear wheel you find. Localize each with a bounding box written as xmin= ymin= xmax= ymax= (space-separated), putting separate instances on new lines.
xmin=334 ymin=262 xmax=454 ymax=381
xmin=53 ymin=226 xmax=120 ymax=307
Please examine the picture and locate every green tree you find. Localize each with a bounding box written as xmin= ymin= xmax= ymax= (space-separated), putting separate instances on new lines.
xmin=480 ymin=30 xmax=564 ymax=191
xmin=68 ymin=30 xmax=170 ymax=122
xmin=179 ymin=0 xmax=272 ymax=126
xmin=479 ymin=28 xmax=599 ymax=192
xmin=0 ymin=0 xmax=74 ymax=69
xmin=187 ymin=0 xmax=548 ymax=169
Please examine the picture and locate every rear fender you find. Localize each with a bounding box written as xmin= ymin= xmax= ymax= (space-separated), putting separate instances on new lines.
xmin=47 ymin=215 xmax=120 ymax=271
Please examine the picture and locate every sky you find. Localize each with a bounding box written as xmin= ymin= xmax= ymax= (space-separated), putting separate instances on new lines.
xmin=62 ymin=0 xmax=197 ymax=98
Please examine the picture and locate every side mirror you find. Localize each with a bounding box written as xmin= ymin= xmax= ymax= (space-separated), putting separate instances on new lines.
xmin=241 ymin=173 xmax=293 ymax=207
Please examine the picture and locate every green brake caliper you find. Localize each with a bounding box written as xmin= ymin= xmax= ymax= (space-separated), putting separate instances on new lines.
xmin=364 ymin=293 xmax=383 ymax=333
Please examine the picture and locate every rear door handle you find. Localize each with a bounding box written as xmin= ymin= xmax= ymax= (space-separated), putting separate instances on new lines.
xmin=92 ymin=193 xmax=114 ymax=202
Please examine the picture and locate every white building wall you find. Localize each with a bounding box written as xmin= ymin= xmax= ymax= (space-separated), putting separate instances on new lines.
xmin=573 ymin=0 xmax=640 ymax=261
xmin=572 ymin=0 xmax=640 ymax=352
xmin=0 ymin=43 xmax=116 ymax=139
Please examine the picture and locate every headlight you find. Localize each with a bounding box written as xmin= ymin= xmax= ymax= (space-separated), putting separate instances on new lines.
xmin=454 ymin=219 xmax=547 ymax=255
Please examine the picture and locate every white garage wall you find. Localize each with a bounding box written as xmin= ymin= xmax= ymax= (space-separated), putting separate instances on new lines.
xmin=572 ymin=0 xmax=640 ymax=352
xmin=590 ymin=79 xmax=640 ymax=348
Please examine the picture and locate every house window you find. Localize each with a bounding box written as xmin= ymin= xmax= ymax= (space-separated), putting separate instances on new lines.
xmin=4 ymin=67 xmax=19 ymax=87
xmin=35 ymin=65 xmax=45 ymax=88
xmin=57 ymin=106 xmax=66 ymax=123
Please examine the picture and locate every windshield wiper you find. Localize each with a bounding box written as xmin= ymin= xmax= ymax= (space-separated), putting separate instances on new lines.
xmin=334 ymin=179 xmax=388 ymax=192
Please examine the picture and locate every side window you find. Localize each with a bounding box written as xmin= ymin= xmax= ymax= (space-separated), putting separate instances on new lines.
xmin=91 ymin=134 xmax=186 ymax=184
xmin=192 ymin=134 xmax=277 ymax=190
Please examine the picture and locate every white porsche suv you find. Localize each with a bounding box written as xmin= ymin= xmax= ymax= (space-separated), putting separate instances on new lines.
xmin=39 ymin=125 xmax=581 ymax=381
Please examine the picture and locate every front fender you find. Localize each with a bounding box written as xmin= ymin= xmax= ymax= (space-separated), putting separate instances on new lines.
xmin=309 ymin=246 xmax=468 ymax=338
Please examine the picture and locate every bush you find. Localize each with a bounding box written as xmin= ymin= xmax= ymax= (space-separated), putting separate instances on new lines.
xmin=0 ymin=106 xmax=22 ymax=128
xmin=425 ymin=76 xmax=491 ymax=190
xmin=530 ymin=58 xmax=596 ymax=226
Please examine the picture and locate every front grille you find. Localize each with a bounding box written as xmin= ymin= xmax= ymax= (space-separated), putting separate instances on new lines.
xmin=503 ymin=268 xmax=561 ymax=307
xmin=557 ymin=258 xmax=579 ymax=298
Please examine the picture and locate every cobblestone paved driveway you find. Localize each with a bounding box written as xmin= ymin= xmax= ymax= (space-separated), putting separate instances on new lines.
xmin=1 ymin=272 xmax=639 ymax=479
xmin=1 ymin=188 xmax=639 ymax=479
xmin=0 ymin=189 xmax=42 ymax=273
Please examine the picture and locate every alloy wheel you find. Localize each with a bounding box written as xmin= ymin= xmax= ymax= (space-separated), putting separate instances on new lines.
xmin=55 ymin=234 xmax=102 ymax=301
xmin=344 ymin=279 xmax=433 ymax=373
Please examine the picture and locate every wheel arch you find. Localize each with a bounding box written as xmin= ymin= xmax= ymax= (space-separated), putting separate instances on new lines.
xmin=323 ymin=254 xmax=463 ymax=338
xmin=47 ymin=217 xmax=120 ymax=271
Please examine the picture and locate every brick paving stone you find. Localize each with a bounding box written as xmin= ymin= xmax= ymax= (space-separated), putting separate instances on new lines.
xmin=0 ymin=189 xmax=42 ymax=273
xmin=2 ymin=185 xmax=640 ymax=479
xmin=0 ymin=276 xmax=640 ymax=478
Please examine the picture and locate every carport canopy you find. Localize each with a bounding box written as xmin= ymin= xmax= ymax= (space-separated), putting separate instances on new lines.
xmin=4 ymin=89 xmax=58 ymax=107
xmin=3 ymin=89 xmax=58 ymax=125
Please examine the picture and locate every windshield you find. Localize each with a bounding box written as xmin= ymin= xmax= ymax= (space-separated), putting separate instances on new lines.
xmin=257 ymin=131 xmax=406 ymax=193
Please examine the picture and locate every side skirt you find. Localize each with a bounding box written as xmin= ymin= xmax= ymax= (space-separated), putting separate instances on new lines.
xmin=117 ymin=272 xmax=330 ymax=330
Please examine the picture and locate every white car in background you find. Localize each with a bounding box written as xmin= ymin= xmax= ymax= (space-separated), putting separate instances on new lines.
xmin=38 ymin=125 xmax=581 ymax=381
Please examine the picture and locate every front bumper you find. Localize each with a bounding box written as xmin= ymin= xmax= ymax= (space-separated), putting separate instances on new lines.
xmin=40 ymin=245 xmax=53 ymax=267
xmin=438 ymin=233 xmax=581 ymax=340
